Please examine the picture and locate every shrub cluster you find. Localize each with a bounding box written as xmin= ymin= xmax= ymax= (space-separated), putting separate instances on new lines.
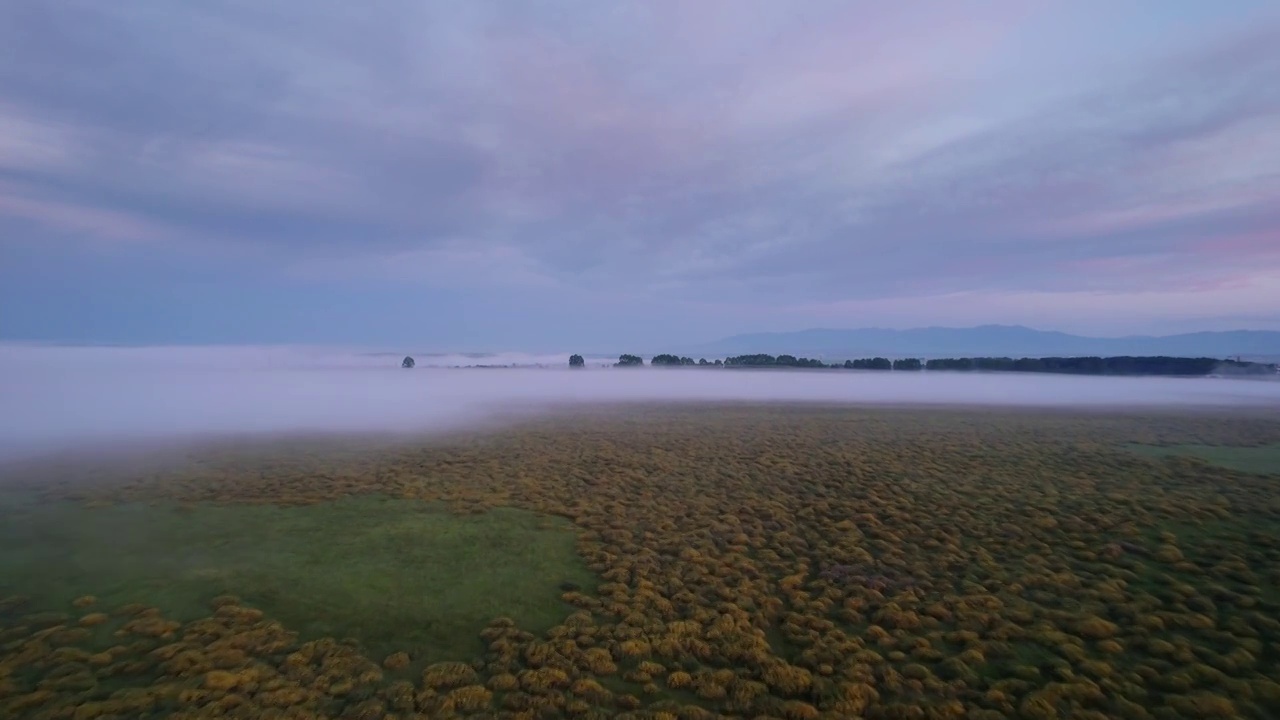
xmin=3 ymin=406 xmax=1279 ymax=718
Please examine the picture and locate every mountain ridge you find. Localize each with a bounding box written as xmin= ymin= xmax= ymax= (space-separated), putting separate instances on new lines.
xmin=693 ymin=325 xmax=1280 ymax=359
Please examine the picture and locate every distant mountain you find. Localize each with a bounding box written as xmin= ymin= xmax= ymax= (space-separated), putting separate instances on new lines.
xmin=694 ymin=325 xmax=1280 ymax=360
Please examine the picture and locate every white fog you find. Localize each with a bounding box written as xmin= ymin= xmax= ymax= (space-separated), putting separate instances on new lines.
xmin=1 ymin=344 xmax=1277 ymax=463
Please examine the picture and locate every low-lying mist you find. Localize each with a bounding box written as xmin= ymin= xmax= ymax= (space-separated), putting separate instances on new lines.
xmin=2 ymin=345 xmax=1278 ymax=462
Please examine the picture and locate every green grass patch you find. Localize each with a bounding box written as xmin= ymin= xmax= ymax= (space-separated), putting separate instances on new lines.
xmin=1126 ymin=442 xmax=1280 ymax=475
xmin=0 ymin=493 xmax=595 ymax=664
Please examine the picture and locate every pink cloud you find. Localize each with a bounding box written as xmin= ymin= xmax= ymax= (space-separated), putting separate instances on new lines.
xmin=0 ymin=106 xmax=82 ymax=173
xmin=288 ymin=240 xmax=561 ymax=290
xmin=489 ymin=32 xmax=711 ymax=175
xmin=1194 ymin=228 xmax=1280 ymax=256
xmin=1032 ymin=196 xmax=1253 ymax=239
xmin=169 ymin=141 xmax=364 ymax=211
xmin=0 ymin=186 xmax=166 ymax=244
xmin=1056 ymin=234 xmax=1280 ymax=294
xmin=472 ymin=1 xmax=1035 ymax=214
xmin=754 ymin=272 xmax=1280 ymax=336
xmin=720 ymin=4 xmax=1030 ymax=129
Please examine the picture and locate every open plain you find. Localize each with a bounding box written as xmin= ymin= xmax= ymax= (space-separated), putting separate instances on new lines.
xmin=2 ymin=403 xmax=1279 ymax=719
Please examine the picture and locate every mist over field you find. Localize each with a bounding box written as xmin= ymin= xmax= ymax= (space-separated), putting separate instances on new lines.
xmin=1 ymin=344 xmax=1278 ymax=463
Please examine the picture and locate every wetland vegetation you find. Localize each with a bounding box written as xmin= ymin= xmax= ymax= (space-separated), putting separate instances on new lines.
xmin=0 ymin=495 xmax=592 ymax=669
xmin=1125 ymin=443 xmax=1280 ymax=476
xmin=1 ymin=404 xmax=1279 ymax=719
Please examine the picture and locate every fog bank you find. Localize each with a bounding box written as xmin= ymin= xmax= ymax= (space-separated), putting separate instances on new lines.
xmin=2 ymin=345 xmax=1278 ymax=462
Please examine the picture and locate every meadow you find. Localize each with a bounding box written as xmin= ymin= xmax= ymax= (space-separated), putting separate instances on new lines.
xmin=1 ymin=403 xmax=1278 ymax=719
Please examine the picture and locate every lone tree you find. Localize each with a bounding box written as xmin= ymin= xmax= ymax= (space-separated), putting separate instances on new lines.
xmin=569 ymin=354 xmax=585 ymax=368
xmin=401 ymin=356 xmax=415 ymax=369
xmin=615 ymin=354 xmax=644 ymax=367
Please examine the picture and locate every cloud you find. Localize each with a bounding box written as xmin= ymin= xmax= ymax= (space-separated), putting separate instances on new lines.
xmin=291 ymin=241 xmax=562 ymax=290
xmin=0 ymin=105 xmax=84 ymax=173
xmin=0 ymin=182 xmax=168 ymax=244
xmin=1 ymin=1 xmax=1278 ymax=342
xmin=762 ymin=274 xmax=1280 ymax=336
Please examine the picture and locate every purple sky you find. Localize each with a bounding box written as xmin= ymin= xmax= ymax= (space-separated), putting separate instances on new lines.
xmin=2 ymin=1 xmax=1278 ymax=350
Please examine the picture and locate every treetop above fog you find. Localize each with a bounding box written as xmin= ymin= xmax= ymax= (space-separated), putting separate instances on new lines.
xmin=565 ymin=353 xmax=1276 ymax=376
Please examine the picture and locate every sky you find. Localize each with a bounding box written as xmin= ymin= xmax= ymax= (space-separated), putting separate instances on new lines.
xmin=2 ymin=1 xmax=1279 ymax=352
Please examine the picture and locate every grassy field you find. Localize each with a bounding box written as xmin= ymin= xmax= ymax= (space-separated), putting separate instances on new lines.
xmin=1127 ymin=442 xmax=1280 ymax=475
xmin=0 ymin=494 xmax=593 ymax=669
xmin=2 ymin=404 xmax=1279 ymax=719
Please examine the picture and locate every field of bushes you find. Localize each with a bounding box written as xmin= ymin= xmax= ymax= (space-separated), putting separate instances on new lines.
xmin=1 ymin=404 xmax=1278 ymax=719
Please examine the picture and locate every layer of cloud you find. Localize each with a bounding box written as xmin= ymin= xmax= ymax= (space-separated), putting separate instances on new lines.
xmin=1 ymin=1 xmax=1278 ymax=341
xmin=2 ymin=345 xmax=1277 ymax=462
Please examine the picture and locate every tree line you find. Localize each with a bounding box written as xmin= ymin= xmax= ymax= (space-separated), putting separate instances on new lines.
xmin=921 ymin=356 xmax=1276 ymax=376
xmin=573 ymin=353 xmax=1276 ymax=376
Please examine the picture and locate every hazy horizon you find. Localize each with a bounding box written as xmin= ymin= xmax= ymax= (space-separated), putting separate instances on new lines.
xmin=2 ymin=344 xmax=1277 ymax=464
xmin=6 ymin=321 xmax=1280 ymax=356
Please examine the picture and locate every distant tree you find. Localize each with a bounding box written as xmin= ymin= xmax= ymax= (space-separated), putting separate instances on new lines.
xmin=401 ymin=356 xmax=415 ymax=369
xmin=724 ymin=353 xmax=828 ymax=368
xmin=725 ymin=354 xmax=776 ymax=367
xmin=569 ymin=354 xmax=585 ymax=368
xmin=616 ymin=354 xmax=644 ymax=367
xmin=926 ymin=358 xmax=976 ymax=371
xmin=653 ymin=351 xmax=1267 ymax=376
xmin=847 ymin=357 xmax=892 ymax=370
xmin=914 ymin=355 xmax=1237 ymax=376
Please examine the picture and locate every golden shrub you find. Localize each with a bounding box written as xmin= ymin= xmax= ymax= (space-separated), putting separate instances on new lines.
xmin=443 ymin=684 xmax=492 ymax=712
xmin=382 ymin=651 xmax=410 ymax=670
xmin=421 ymin=661 xmax=478 ymax=689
